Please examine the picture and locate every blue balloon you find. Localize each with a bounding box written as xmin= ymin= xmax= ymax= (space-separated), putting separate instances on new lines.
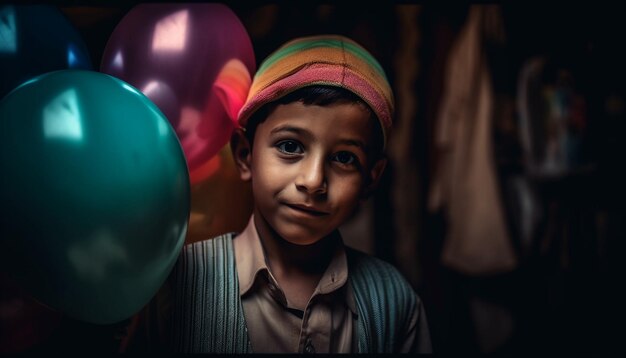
xmin=0 ymin=5 xmax=92 ymax=99
xmin=0 ymin=70 xmax=190 ymax=324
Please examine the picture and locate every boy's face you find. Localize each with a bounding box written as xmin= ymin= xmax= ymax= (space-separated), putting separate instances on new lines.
xmin=234 ymin=101 xmax=386 ymax=246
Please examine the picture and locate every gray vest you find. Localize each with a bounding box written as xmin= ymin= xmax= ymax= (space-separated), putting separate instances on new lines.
xmin=167 ymin=233 xmax=417 ymax=353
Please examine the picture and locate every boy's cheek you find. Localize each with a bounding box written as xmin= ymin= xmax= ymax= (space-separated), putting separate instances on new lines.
xmin=331 ymin=181 xmax=366 ymax=204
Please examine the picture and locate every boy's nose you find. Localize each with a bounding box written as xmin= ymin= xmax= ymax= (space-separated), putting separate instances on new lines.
xmin=295 ymin=155 xmax=327 ymax=195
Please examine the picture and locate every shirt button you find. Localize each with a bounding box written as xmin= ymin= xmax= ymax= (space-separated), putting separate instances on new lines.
xmin=304 ymin=339 xmax=315 ymax=354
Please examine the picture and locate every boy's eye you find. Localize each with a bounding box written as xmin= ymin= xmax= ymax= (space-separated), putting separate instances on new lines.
xmin=276 ymin=140 xmax=303 ymax=154
xmin=332 ymin=151 xmax=356 ymax=165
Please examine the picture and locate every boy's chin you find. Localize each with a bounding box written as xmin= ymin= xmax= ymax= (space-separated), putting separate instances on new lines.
xmin=282 ymin=237 xmax=323 ymax=246
xmin=279 ymin=233 xmax=324 ymax=247
xmin=275 ymin=225 xmax=331 ymax=246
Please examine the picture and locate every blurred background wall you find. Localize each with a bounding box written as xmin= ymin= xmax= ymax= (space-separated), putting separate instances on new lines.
xmin=2 ymin=2 xmax=624 ymax=354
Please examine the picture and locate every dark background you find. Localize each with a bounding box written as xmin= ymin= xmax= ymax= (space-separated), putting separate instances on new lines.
xmin=2 ymin=1 xmax=625 ymax=354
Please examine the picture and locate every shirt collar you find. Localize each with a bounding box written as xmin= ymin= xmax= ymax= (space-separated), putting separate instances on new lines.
xmin=233 ymin=215 xmax=357 ymax=315
xmin=233 ymin=215 xmax=268 ymax=296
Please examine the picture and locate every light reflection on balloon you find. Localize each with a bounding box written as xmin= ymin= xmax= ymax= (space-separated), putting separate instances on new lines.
xmin=42 ymin=88 xmax=83 ymax=141
xmin=152 ymin=9 xmax=189 ymax=52
xmin=141 ymin=80 xmax=180 ymax=129
xmin=67 ymin=228 xmax=129 ymax=282
xmin=0 ymin=6 xmax=17 ymax=53
xmin=112 ymin=50 xmax=124 ymax=70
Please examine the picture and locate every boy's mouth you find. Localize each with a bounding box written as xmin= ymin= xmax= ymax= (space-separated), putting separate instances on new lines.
xmin=284 ymin=203 xmax=329 ymax=217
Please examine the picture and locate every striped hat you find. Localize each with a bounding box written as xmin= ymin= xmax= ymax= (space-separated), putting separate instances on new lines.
xmin=237 ymin=34 xmax=394 ymax=147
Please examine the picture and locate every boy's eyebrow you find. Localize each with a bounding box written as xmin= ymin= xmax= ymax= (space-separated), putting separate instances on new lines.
xmin=336 ymin=138 xmax=366 ymax=150
xmin=269 ymin=125 xmax=314 ymax=142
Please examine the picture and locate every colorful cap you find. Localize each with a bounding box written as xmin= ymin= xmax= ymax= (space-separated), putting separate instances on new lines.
xmin=237 ymin=34 xmax=394 ymax=147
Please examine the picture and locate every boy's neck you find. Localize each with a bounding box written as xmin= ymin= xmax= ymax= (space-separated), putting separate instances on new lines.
xmin=252 ymin=213 xmax=338 ymax=310
xmin=253 ymin=214 xmax=337 ymax=275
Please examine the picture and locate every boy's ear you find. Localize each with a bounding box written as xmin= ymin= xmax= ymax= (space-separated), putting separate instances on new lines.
xmin=230 ymin=128 xmax=252 ymax=181
xmin=361 ymin=157 xmax=387 ymax=201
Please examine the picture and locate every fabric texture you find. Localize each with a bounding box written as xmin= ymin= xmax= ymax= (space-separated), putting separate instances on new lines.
xmin=237 ymin=34 xmax=395 ymax=148
xmin=168 ymin=234 xmax=251 ymax=353
xmin=427 ymin=5 xmax=517 ymax=275
xmin=233 ymin=216 xmax=355 ymax=353
xmin=166 ymin=233 xmax=431 ymax=353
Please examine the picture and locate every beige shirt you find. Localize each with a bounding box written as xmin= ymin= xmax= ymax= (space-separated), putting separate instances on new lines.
xmin=123 ymin=216 xmax=429 ymax=353
xmin=233 ymin=216 xmax=427 ymax=353
xmin=233 ymin=216 xmax=356 ymax=353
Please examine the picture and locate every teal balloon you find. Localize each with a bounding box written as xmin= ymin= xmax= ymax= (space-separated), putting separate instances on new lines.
xmin=0 ymin=70 xmax=190 ymax=324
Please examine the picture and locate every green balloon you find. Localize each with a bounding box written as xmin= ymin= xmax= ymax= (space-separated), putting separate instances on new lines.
xmin=0 ymin=70 xmax=190 ymax=324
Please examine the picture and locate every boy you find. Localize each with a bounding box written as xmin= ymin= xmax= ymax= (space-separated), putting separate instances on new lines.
xmin=125 ymin=34 xmax=432 ymax=354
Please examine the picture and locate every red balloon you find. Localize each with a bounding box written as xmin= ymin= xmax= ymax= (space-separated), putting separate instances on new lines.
xmin=100 ymin=4 xmax=255 ymax=185
xmin=185 ymin=143 xmax=254 ymax=245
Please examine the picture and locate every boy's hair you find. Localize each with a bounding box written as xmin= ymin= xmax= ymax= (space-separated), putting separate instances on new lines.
xmin=244 ymin=85 xmax=384 ymax=159
xmin=237 ymin=34 xmax=394 ymax=150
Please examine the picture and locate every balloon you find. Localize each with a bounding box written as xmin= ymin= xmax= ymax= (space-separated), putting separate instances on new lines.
xmin=100 ymin=3 xmax=256 ymax=185
xmin=185 ymin=143 xmax=253 ymax=245
xmin=0 ymin=5 xmax=92 ymax=99
xmin=0 ymin=70 xmax=190 ymax=324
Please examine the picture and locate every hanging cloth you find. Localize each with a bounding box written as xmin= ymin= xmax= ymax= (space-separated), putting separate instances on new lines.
xmin=428 ymin=5 xmax=518 ymax=275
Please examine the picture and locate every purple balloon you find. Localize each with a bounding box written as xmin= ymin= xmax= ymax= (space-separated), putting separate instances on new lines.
xmin=101 ymin=4 xmax=255 ymax=184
